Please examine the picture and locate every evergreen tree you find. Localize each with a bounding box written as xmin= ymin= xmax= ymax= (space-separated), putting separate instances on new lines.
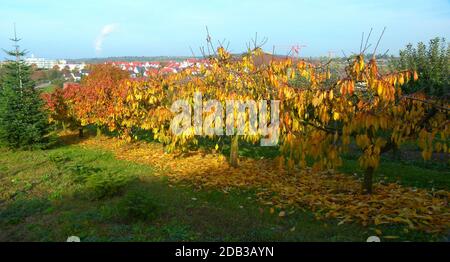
xmin=0 ymin=26 xmax=51 ymax=148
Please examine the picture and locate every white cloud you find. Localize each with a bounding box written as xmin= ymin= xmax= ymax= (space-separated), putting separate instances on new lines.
xmin=95 ymin=23 xmax=118 ymax=55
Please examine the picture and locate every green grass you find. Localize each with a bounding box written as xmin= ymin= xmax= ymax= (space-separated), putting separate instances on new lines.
xmin=39 ymin=84 xmax=57 ymax=94
xmin=339 ymin=144 xmax=449 ymax=191
xmin=0 ymin=142 xmax=447 ymax=242
xmin=339 ymin=158 xmax=450 ymax=191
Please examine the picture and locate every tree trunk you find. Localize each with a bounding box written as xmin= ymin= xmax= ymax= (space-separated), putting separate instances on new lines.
xmin=363 ymin=167 xmax=374 ymax=194
xmin=230 ymin=135 xmax=239 ymax=168
xmin=392 ymin=144 xmax=400 ymax=160
xmin=78 ymin=128 xmax=84 ymax=138
xmin=96 ymin=126 xmax=102 ymax=137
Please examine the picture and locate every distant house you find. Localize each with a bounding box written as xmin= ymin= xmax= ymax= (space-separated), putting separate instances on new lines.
xmin=144 ymin=68 xmax=159 ymax=76
xmin=25 ymin=55 xmax=58 ymax=69
xmin=105 ymin=58 xmax=211 ymax=77
xmin=148 ymin=62 xmax=161 ymax=68
xmin=160 ymin=67 xmax=177 ymax=74
xmin=249 ymin=52 xmax=296 ymax=67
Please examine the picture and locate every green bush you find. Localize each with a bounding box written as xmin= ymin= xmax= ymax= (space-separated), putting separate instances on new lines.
xmin=117 ymin=189 xmax=160 ymax=221
xmin=85 ymin=172 xmax=133 ymax=200
xmin=48 ymin=153 xmax=106 ymax=184
xmin=390 ymin=37 xmax=449 ymax=96
xmin=67 ymin=164 xmax=103 ymax=184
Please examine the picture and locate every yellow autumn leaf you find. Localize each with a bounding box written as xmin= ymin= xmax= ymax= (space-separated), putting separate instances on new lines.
xmin=333 ymin=112 xmax=340 ymax=121
xmin=384 ymin=236 xmax=400 ymax=239
xmin=413 ymin=71 xmax=419 ymax=81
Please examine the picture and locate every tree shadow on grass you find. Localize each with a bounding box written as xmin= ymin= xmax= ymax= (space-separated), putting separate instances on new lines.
xmin=1 ymin=174 xmax=445 ymax=242
xmin=57 ymin=131 xmax=96 ymax=147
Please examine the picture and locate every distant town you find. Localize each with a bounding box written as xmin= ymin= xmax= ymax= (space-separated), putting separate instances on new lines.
xmin=0 ymin=53 xmax=393 ymax=87
xmin=16 ymin=55 xmax=212 ymax=81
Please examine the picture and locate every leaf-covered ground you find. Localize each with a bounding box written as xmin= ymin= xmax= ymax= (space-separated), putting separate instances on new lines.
xmin=0 ymin=142 xmax=384 ymax=242
xmin=0 ymin=132 xmax=448 ymax=241
xmin=73 ymin=134 xmax=450 ymax=235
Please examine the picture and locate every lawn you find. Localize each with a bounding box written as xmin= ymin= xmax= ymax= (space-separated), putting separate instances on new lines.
xmin=38 ymin=84 xmax=57 ymax=94
xmin=0 ymin=136 xmax=448 ymax=242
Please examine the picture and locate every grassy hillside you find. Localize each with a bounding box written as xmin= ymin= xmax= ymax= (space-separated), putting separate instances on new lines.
xmin=0 ymin=134 xmax=447 ymax=242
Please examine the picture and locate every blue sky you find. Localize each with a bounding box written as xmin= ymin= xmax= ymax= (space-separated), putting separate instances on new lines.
xmin=0 ymin=0 xmax=449 ymax=59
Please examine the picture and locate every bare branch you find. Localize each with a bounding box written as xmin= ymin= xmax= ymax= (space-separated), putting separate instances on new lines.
xmin=362 ymin=44 xmax=372 ymax=54
xmin=373 ymin=27 xmax=387 ymax=59
xmin=360 ymin=32 xmax=365 ymax=54
xmin=363 ymin=28 xmax=373 ymax=54
xmin=189 ymin=46 xmax=196 ymax=58
xmin=402 ymin=96 xmax=450 ymax=111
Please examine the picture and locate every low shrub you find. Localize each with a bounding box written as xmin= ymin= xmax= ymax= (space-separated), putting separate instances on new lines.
xmin=85 ymin=172 xmax=134 ymax=200
xmin=67 ymin=164 xmax=102 ymax=184
xmin=117 ymin=188 xmax=160 ymax=221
